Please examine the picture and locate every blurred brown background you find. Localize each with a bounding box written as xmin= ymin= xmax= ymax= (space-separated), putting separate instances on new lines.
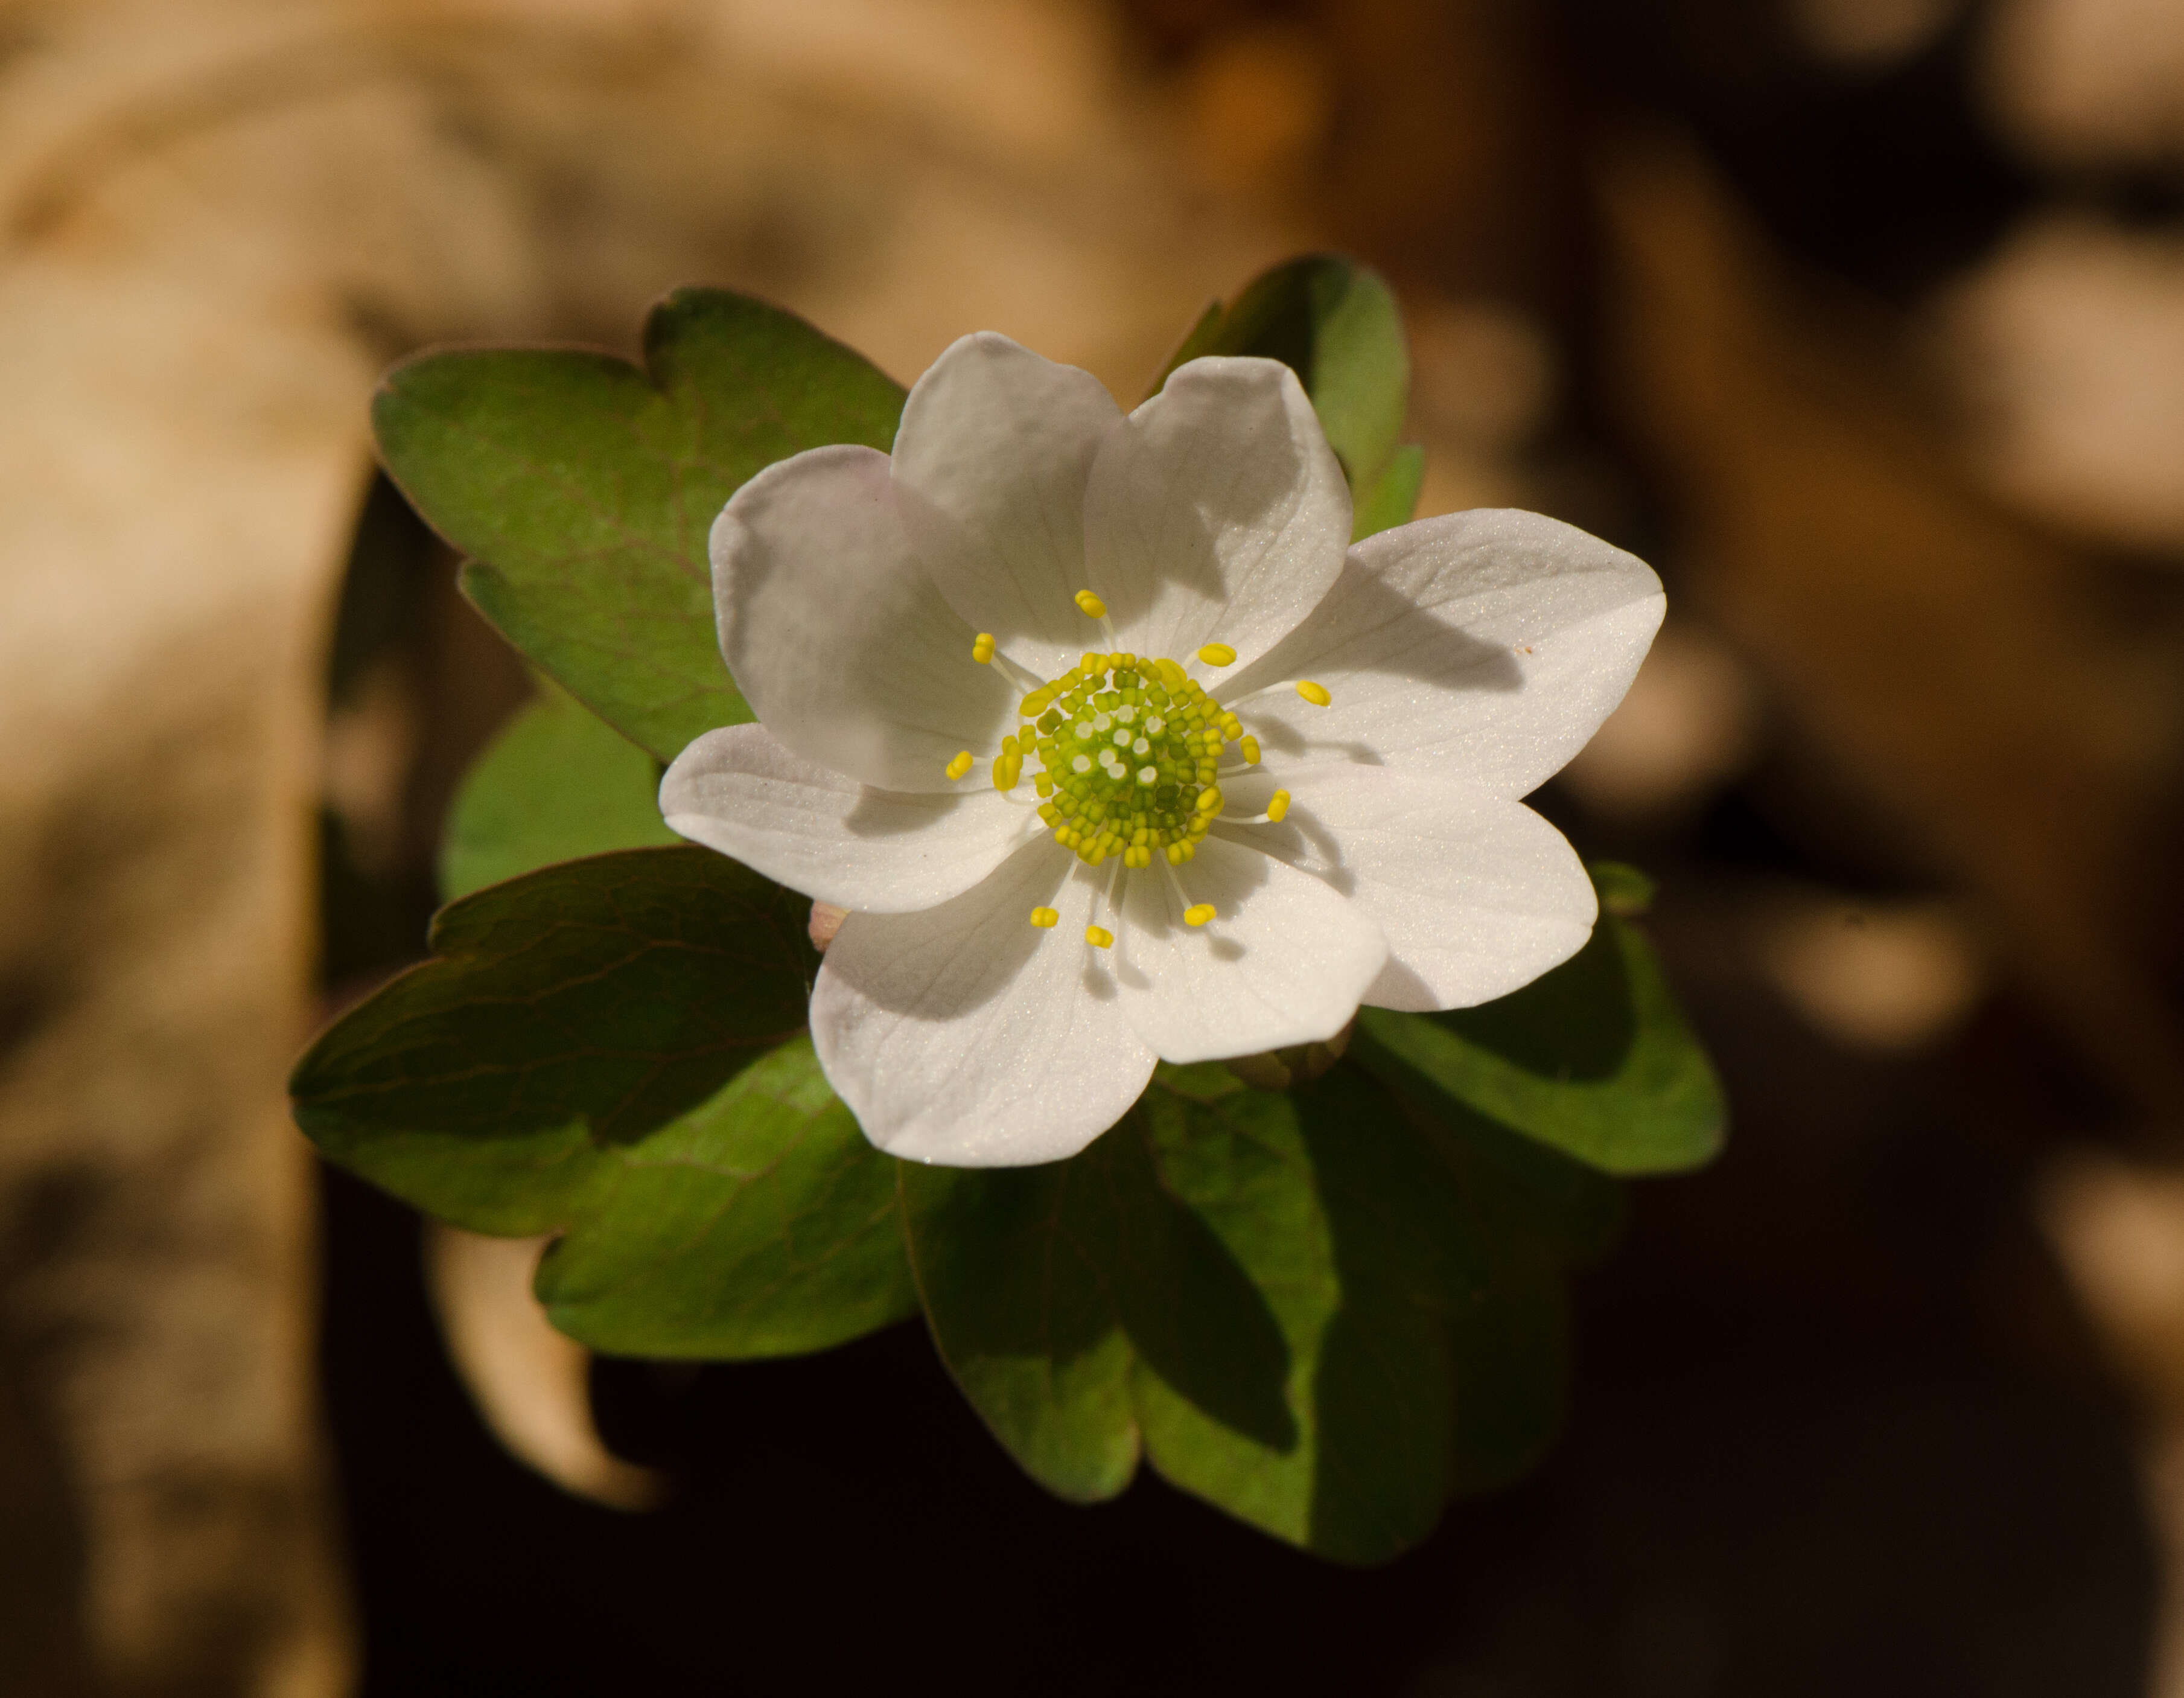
xmin=4 ymin=0 xmax=2184 ymax=1692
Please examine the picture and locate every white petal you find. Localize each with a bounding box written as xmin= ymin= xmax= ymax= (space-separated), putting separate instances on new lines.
xmin=712 ymin=445 xmax=1015 ymax=792
xmin=1217 ymin=761 xmax=1596 ymax=1012
xmin=1081 ymin=357 xmax=1350 ymax=677
xmin=1223 ymin=509 xmax=1664 ymax=799
xmin=661 ymin=723 xmax=1039 ymax=913
xmin=1107 ymin=836 xmax=1385 ymax=1063
xmin=812 ymin=840 xmax=1155 ymax=1166
xmin=890 ymin=333 xmax=1123 ymax=678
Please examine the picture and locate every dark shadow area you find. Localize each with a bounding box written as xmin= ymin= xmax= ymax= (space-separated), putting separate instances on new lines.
xmin=1116 ymin=1118 xmax=1298 ymax=1452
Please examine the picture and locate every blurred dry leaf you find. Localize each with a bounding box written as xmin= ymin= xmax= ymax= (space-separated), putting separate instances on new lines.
xmin=1938 ymin=214 xmax=2184 ymax=555
xmin=2042 ymin=1153 xmax=2184 ymax=1698
xmin=425 ymin=1227 xmax=664 ymax=1511
xmin=1601 ymin=138 xmax=2184 ymax=1125
xmin=1789 ymin=0 xmax=1969 ymax=68
xmin=1984 ymin=0 xmax=2184 ymax=167
xmin=1754 ymin=893 xmax=1986 ymax=1053
xmin=1179 ymin=22 xmax=1333 ymax=194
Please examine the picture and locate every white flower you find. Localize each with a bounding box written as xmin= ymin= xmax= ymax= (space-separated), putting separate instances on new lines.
xmin=661 ymin=334 xmax=1662 ymax=1167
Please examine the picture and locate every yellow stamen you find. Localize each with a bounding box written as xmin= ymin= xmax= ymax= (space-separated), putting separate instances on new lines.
xmin=1241 ymin=736 xmax=1261 ymax=764
xmin=1296 ymin=680 xmax=1332 ymax=707
xmin=1165 ymin=843 xmax=1185 ymax=865
xmin=1197 ymin=642 xmax=1236 ymax=667
xmin=1195 ymin=786 xmax=1223 ymax=815
xmin=972 ymin=633 xmax=996 ymax=664
xmin=1154 ymin=657 xmax=1188 ymax=689
xmin=1086 ymin=925 xmax=1114 ymax=949
xmin=1030 ymin=907 xmax=1060 ymax=929
xmin=1267 ymin=789 xmax=1291 ymax=822
xmin=1074 ymin=590 xmax=1107 ymax=618
xmin=1184 ymin=903 xmax=1217 ymax=927
xmin=992 ymin=752 xmax=1020 ymax=791
xmin=945 ymin=750 xmax=975 ymax=780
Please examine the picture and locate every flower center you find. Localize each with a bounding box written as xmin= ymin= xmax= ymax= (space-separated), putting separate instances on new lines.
xmin=950 ymin=618 xmax=1326 ymax=946
xmin=1005 ymin=650 xmax=1235 ymax=871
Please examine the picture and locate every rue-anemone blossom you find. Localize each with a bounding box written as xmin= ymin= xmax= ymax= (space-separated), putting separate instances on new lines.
xmin=661 ymin=334 xmax=1663 ymax=1166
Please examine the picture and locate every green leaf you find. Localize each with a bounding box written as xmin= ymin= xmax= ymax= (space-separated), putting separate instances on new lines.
xmin=1350 ymin=911 xmax=1727 ymax=1178
xmin=901 ymin=1063 xmax=1489 ymax=1563
xmin=1351 ymin=442 xmax=1425 ymax=541
xmin=439 ymin=679 xmax=678 ymax=901
xmin=1156 ymin=254 xmax=1417 ymax=501
xmin=1588 ymin=859 xmax=1659 ymax=919
xmin=292 ymin=846 xmax=915 ymax=1358
xmin=374 ymin=289 xmax=906 ymax=762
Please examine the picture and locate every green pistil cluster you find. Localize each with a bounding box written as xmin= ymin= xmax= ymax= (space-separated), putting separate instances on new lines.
xmin=1002 ymin=650 xmax=1246 ymax=869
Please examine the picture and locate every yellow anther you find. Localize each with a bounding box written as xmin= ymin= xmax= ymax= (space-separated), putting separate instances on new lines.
xmin=1075 ymin=590 xmax=1107 ymax=618
xmin=1296 ymin=680 xmax=1332 ymax=707
xmin=945 ymin=750 xmax=975 ymax=780
xmin=1038 ymin=802 xmax=1060 ymax=825
xmin=1081 ymin=651 xmax=1105 ymax=675
xmin=1241 ymin=736 xmax=1261 ymax=764
xmin=992 ymin=752 xmax=1020 ymax=791
xmin=1020 ymin=691 xmax=1049 ymax=717
xmin=1197 ymin=642 xmax=1236 ymax=667
xmin=1030 ymin=907 xmax=1060 ymax=929
xmin=1267 ymin=789 xmax=1291 ymax=823
xmin=1154 ymin=658 xmax=1187 ymax=688
xmin=1184 ymin=903 xmax=1217 ymax=927
xmin=1195 ymin=786 xmax=1223 ymax=815
xmin=1165 ymin=843 xmax=1185 ymax=865
xmin=1034 ymin=774 xmax=1054 ymax=797
xmin=972 ymin=633 xmax=996 ymax=664
xmin=1086 ymin=925 xmax=1114 ymax=949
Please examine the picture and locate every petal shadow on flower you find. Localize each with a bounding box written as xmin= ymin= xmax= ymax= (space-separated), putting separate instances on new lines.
xmin=1227 ymin=550 xmax=1526 ymax=707
xmin=839 ymin=785 xmax=1013 ymax=841
xmin=1084 ymin=356 xmax=1328 ymax=645
xmin=1110 ymin=846 xmax=1276 ymax=991
xmin=823 ymin=840 xmax=1066 ymax=1022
